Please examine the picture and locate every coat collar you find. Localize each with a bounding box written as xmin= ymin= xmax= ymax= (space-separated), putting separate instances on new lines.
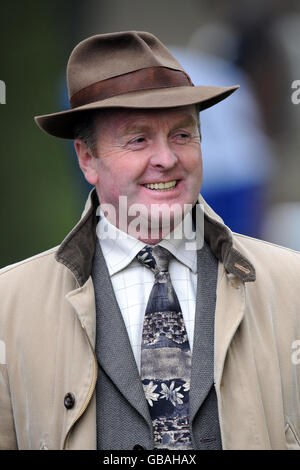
xmin=56 ymin=188 xmax=256 ymax=285
xmin=197 ymin=194 xmax=256 ymax=282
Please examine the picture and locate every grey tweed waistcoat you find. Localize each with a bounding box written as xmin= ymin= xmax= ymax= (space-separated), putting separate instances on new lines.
xmin=91 ymin=239 xmax=222 ymax=450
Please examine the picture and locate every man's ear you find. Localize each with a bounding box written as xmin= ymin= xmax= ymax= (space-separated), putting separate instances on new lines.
xmin=74 ymin=139 xmax=99 ymax=185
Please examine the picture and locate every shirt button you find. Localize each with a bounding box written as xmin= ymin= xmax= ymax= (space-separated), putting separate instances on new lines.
xmin=64 ymin=392 xmax=75 ymax=409
xmin=133 ymin=444 xmax=145 ymax=450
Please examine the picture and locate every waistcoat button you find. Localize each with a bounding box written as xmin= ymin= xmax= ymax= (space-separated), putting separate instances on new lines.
xmin=133 ymin=444 xmax=145 ymax=450
xmin=64 ymin=392 xmax=75 ymax=409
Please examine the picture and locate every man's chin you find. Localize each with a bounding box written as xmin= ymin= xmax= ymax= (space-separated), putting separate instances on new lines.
xmin=126 ymin=204 xmax=188 ymax=242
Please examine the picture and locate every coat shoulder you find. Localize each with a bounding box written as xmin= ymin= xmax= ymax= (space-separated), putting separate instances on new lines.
xmin=232 ymin=232 xmax=300 ymax=276
xmin=0 ymin=245 xmax=77 ymax=337
xmin=233 ymin=232 xmax=300 ymax=256
xmin=0 ymin=246 xmax=73 ymax=306
xmin=0 ymin=246 xmax=59 ymax=281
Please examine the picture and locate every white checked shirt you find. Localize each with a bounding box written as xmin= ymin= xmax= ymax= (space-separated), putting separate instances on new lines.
xmin=96 ymin=210 xmax=197 ymax=373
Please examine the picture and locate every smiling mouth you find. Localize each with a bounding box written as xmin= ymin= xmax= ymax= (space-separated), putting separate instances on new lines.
xmin=142 ymin=180 xmax=178 ymax=191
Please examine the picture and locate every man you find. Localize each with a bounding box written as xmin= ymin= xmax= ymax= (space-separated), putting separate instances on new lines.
xmin=0 ymin=31 xmax=300 ymax=450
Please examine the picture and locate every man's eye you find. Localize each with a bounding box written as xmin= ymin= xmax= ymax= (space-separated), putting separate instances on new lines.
xmin=178 ymin=133 xmax=189 ymax=138
xmin=130 ymin=136 xmax=146 ymax=144
xmin=173 ymin=133 xmax=190 ymax=142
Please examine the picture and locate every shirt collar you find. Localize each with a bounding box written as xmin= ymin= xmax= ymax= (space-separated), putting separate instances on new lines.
xmin=159 ymin=211 xmax=197 ymax=274
xmin=96 ymin=210 xmax=145 ymax=276
xmin=96 ymin=208 xmax=197 ymax=276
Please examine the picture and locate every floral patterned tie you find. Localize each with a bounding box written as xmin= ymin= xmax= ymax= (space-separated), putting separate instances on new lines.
xmin=137 ymin=245 xmax=193 ymax=450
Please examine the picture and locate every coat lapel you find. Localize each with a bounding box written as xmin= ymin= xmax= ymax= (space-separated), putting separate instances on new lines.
xmin=214 ymin=266 xmax=246 ymax=390
xmin=92 ymin=240 xmax=152 ymax=426
xmin=66 ymin=277 xmax=97 ymax=347
xmin=189 ymin=241 xmax=218 ymax=423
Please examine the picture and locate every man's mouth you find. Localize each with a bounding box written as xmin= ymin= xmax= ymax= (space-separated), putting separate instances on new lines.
xmin=142 ymin=180 xmax=178 ymax=191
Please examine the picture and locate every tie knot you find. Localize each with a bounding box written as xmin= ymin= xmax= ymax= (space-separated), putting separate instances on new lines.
xmin=137 ymin=245 xmax=171 ymax=273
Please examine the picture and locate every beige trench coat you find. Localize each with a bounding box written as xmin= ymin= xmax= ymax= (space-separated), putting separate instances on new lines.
xmin=0 ymin=190 xmax=300 ymax=450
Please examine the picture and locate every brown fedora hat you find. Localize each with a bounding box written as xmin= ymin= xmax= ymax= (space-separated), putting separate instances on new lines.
xmin=34 ymin=31 xmax=239 ymax=139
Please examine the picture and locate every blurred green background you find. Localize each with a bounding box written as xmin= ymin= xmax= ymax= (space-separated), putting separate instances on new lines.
xmin=1 ymin=0 xmax=300 ymax=267
xmin=0 ymin=1 xmax=89 ymax=266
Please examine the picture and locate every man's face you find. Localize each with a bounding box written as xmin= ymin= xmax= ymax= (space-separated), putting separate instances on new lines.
xmin=76 ymin=105 xmax=203 ymax=241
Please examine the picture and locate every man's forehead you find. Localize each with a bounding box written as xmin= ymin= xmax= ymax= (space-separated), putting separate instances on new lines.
xmin=94 ymin=105 xmax=198 ymax=132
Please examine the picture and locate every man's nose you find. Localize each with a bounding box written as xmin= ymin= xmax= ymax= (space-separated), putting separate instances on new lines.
xmin=149 ymin=138 xmax=178 ymax=169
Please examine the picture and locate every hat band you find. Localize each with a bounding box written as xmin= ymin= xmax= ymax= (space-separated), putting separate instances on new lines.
xmin=70 ymin=66 xmax=193 ymax=109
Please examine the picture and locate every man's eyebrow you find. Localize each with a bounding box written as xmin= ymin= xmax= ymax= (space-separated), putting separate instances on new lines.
xmin=171 ymin=114 xmax=198 ymax=130
xmin=119 ymin=114 xmax=198 ymax=135
xmin=119 ymin=123 xmax=151 ymax=135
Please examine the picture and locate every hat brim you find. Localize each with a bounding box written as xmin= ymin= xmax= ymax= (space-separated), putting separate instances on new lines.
xmin=34 ymin=84 xmax=239 ymax=139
